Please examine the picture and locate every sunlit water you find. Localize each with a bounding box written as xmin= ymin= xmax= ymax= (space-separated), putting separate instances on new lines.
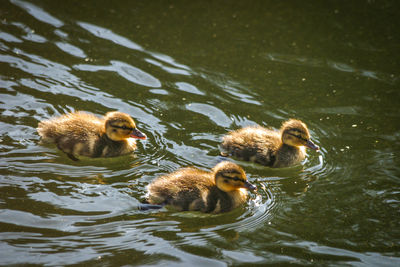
xmin=1 ymin=0 xmax=399 ymax=266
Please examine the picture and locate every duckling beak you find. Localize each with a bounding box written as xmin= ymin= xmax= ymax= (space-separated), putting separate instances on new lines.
xmin=306 ymin=139 xmax=319 ymax=151
xmin=244 ymin=180 xmax=257 ymax=191
xmin=130 ymin=128 xmax=147 ymax=140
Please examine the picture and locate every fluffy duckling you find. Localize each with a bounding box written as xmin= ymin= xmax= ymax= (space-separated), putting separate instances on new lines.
xmin=145 ymin=161 xmax=256 ymax=213
xmin=37 ymin=111 xmax=146 ymax=161
xmin=221 ymin=119 xmax=319 ymax=168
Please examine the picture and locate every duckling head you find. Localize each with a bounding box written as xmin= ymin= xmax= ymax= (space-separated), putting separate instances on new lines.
xmin=280 ymin=119 xmax=319 ymax=150
xmin=104 ymin=111 xmax=147 ymax=141
xmin=213 ymin=161 xmax=257 ymax=192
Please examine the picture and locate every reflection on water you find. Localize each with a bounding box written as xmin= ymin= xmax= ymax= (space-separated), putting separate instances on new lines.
xmin=1 ymin=0 xmax=400 ymax=265
xmin=266 ymin=52 xmax=398 ymax=85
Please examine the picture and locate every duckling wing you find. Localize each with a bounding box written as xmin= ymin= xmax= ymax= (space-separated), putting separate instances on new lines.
xmin=147 ymin=168 xmax=214 ymax=211
xmin=222 ymin=126 xmax=280 ymax=166
xmin=204 ymin=187 xmax=235 ymax=213
xmin=38 ymin=112 xmax=102 ymax=141
xmin=37 ymin=112 xmax=106 ymax=159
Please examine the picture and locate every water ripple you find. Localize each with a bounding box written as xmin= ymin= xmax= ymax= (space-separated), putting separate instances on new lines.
xmin=11 ymin=22 xmax=47 ymax=43
xmin=74 ymin=60 xmax=162 ymax=88
xmin=0 ymin=31 xmax=22 ymax=43
xmin=186 ymin=102 xmax=232 ymax=128
xmin=11 ymin=0 xmax=64 ymax=28
xmin=77 ymin=21 xmax=143 ymax=51
xmin=265 ymin=52 xmax=399 ymax=85
xmin=222 ymin=182 xmax=277 ymax=232
xmin=55 ymin=42 xmax=87 ymax=58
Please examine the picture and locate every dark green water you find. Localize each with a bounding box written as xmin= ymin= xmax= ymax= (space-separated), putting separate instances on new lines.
xmin=1 ymin=0 xmax=399 ymax=265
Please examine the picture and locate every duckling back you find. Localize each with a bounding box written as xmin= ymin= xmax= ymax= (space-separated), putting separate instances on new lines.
xmin=37 ymin=112 xmax=105 ymax=160
xmin=38 ymin=112 xmax=102 ymax=143
xmin=221 ymin=126 xmax=280 ymax=166
xmin=147 ymin=168 xmax=244 ymax=213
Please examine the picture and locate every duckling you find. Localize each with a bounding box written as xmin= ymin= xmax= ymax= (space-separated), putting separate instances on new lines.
xmin=37 ymin=111 xmax=146 ymax=161
xmin=145 ymin=161 xmax=256 ymax=213
xmin=221 ymin=119 xmax=319 ymax=168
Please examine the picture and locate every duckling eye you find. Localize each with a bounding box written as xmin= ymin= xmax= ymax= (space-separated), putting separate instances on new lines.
xmin=110 ymin=124 xmax=133 ymax=131
xmin=290 ymin=133 xmax=306 ymax=141
xmin=233 ymin=177 xmax=240 ymax=181
xmin=299 ymin=136 xmax=308 ymax=141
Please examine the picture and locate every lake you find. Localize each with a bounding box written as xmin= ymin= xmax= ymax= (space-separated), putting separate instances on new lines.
xmin=1 ymin=0 xmax=399 ymax=266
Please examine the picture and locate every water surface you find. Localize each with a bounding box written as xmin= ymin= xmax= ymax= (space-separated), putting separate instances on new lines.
xmin=1 ymin=0 xmax=399 ymax=266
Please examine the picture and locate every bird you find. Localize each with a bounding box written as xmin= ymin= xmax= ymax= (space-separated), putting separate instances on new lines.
xmin=221 ymin=119 xmax=319 ymax=168
xmin=144 ymin=161 xmax=256 ymax=213
xmin=37 ymin=111 xmax=146 ymax=161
